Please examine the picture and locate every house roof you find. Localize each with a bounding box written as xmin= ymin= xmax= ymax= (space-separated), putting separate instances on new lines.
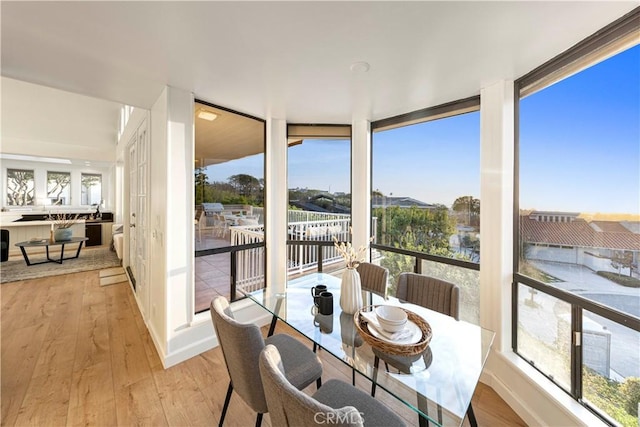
xmin=520 ymin=216 xmax=640 ymax=251
xmin=372 ymin=196 xmax=436 ymax=209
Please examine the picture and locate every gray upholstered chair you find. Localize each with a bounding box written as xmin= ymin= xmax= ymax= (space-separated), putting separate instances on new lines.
xmin=210 ymin=297 xmax=323 ymax=427
xmin=371 ymin=273 xmax=464 ymax=425
xmin=259 ymin=344 xmax=406 ymax=427
xmin=357 ymin=262 xmax=389 ymax=299
xmin=395 ymin=272 xmax=459 ymax=320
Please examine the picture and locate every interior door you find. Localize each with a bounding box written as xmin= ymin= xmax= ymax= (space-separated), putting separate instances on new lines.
xmin=128 ymin=137 xmax=138 ymax=282
xmin=126 ymin=118 xmax=149 ymax=318
xmin=135 ymin=120 xmax=149 ymax=317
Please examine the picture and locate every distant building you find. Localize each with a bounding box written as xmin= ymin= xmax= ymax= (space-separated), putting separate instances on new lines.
xmin=372 ymin=196 xmax=436 ymax=210
xmin=521 ymin=211 xmax=640 ymax=274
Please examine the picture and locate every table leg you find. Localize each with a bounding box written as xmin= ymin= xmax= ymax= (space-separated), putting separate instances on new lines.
xmin=267 ymin=297 xmax=284 ymax=337
xmin=19 ymin=246 xmax=33 ymax=266
xmin=71 ymin=242 xmax=84 ymax=259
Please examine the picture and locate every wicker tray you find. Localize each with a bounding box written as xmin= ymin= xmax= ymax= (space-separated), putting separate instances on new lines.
xmin=353 ymin=305 xmax=433 ymax=356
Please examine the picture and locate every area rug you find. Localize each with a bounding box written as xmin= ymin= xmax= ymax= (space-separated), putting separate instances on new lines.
xmin=0 ymin=246 xmax=121 ymax=284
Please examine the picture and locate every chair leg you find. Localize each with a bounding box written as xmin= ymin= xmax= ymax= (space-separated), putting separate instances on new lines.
xmin=466 ymin=403 xmax=478 ymax=427
xmin=316 ymin=377 xmax=322 ymax=389
xmin=255 ymin=413 xmax=263 ymax=427
xmin=219 ymin=382 xmax=233 ymax=427
xmin=352 ymin=368 xmax=356 ymax=386
xmin=371 ymin=355 xmax=380 ymax=397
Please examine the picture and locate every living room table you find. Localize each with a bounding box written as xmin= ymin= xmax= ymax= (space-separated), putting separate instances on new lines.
xmin=241 ymin=272 xmax=495 ymax=427
xmin=15 ymin=237 xmax=89 ymax=266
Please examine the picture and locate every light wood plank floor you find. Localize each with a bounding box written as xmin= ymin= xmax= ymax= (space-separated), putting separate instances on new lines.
xmin=1 ymin=270 xmax=526 ymax=426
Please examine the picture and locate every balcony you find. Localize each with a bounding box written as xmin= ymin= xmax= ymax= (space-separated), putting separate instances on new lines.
xmin=195 ymin=208 xmax=376 ymax=313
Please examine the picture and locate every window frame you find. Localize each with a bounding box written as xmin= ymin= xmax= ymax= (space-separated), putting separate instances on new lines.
xmin=512 ymin=7 xmax=640 ymax=424
xmin=6 ymin=168 xmax=35 ymax=206
xmin=80 ymin=172 xmax=103 ymax=206
xmin=46 ymin=170 xmax=71 ymax=206
xmin=370 ymin=95 xmax=481 ymax=271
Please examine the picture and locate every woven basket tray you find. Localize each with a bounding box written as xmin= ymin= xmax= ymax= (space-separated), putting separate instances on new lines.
xmin=353 ymin=305 xmax=433 ymax=356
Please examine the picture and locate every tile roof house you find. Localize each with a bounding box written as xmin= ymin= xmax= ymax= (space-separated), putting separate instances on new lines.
xmin=521 ymin=212 xmax=640 ymax=272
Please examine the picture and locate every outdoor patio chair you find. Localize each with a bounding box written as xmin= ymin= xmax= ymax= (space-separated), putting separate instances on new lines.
xmin=210 ymin=296 xmax=323 ymax=427
xmin=259 ymin=344 xmax=406 ymax=427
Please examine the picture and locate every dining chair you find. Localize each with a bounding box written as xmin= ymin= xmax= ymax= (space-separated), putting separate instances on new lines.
xmin=259 ymin=344 xmax=407 ymax=427
xmin=370 ymin=272 xmax=466 ymax=427
xmin=357 ymin=262 xmax=389 ymax=301
xmin=210 ymin=297 xmax=323 ymax=427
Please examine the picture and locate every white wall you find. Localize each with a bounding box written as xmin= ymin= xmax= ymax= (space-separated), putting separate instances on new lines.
xmin=1 ymin=77 xmax=120 ymax=162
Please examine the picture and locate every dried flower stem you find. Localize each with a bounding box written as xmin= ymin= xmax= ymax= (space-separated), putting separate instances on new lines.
xmin=48 ymin=213 xmax=80 ymax=229
xmin=332 ymin=227 xmax=374 ymax=269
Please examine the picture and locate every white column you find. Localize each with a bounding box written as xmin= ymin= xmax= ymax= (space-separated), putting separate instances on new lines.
xmin=265 ymin=118 xmax=288 ymax=293
xmin=479 ymin=80 xmax=514 ymax=352
xmin=351 ymin=119 xmax=371 ymax=255
xmin=164 ymin=87 xmax=195 ymax=337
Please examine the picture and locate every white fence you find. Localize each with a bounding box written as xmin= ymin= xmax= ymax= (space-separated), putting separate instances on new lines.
xmin=228 ymin=210 xmax=378 ymax=287
xmin=230 ymin=224 xmax=265 ymax=293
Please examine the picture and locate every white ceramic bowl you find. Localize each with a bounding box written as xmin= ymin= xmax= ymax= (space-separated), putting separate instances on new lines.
xmin=375 ymin=305 xmax=408 ymax=333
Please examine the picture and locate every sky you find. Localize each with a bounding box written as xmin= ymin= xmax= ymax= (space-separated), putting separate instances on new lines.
xmin=205 ymin=44 xmax=639 ymax=215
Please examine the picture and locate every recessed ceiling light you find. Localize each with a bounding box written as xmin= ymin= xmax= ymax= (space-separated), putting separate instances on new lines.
xmin=350 ymin=61 xmax=370 ymax=73
xmin=197 ymin=109 xmax=218 ymax=121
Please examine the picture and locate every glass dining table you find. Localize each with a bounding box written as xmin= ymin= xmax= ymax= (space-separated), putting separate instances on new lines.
xmin=240 ymin=272 xmax=495 ymax=427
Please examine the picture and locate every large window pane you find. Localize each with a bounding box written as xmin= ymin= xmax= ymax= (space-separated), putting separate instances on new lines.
xmin=518 ymin=46 xmax=640 ymax=317
xmin=582 ymin=310 xmax=639 ymax=427
xmin=81 ymin=173 xmax=102 ymax=205
xmin=47 ymin=171 xmax=71 ymax=205
xmin=194 ymin=101 xmax=266 ymax=313
xmin=372 ymin=111 xmax=480 ymax=263
xmin=6 ymin=169 xmax=34 ymax=206
xmin=516 ymin=283 xmax=572 ymax=391
xmin=517 ymin=40 xmax=639 ymax=423
xmin=287 ymin=125 xmax=351 ymax=276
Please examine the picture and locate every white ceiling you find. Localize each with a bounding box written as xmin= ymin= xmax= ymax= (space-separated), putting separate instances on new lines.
xmin=1 ymin=1 xmax=637 ymax=125
xmin=1 ymin=77 xmax=121 ymax=164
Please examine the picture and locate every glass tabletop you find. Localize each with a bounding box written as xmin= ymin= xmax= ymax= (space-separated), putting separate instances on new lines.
xmin=242 ymin=272 xmax=495 ymax=427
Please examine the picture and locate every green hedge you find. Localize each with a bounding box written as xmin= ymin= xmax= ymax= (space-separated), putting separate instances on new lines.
xmin=596 ymin=271 xmax=640 ymax=288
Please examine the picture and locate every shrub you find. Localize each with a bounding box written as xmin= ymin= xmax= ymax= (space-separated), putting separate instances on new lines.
xmin=597 ymin=271 xmax=640 ymax=288
xmin=621 ymin=377 xmax=640 ymax=416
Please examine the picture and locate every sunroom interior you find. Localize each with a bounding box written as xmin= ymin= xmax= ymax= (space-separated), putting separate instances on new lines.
xmin=1 ymin=2 xmax=639 ymax=427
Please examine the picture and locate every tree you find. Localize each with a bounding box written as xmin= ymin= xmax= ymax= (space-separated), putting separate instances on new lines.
xmin=452 ymin=196 xmax=480 ymax=227
xmin=228 ymin=174 xmax=261 ymax=198
xmin=47 ymin=172 xmax=71 ymax=205
xmin=6 ymin=169 xmax=34 ymax=206
xmin=194 ymin=168 xmax=209 ymax=205
xmin=611 ymin=251 xmax=634 ymax=277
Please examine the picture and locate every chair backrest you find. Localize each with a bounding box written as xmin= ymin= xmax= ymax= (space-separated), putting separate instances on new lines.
xmin=210 ymin=296 xmax=269 ymax=413
xmin=395 ymin=272 xmax=460 ymax=320
xmin=259 ymin=345 xmax=363 ymax=427
xmin=357 ymin=262 xmax=388 ymax=298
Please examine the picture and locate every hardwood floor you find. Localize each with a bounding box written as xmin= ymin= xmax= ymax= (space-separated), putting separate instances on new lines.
xmin=1 ymin=270 xmax=526 ymax=426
